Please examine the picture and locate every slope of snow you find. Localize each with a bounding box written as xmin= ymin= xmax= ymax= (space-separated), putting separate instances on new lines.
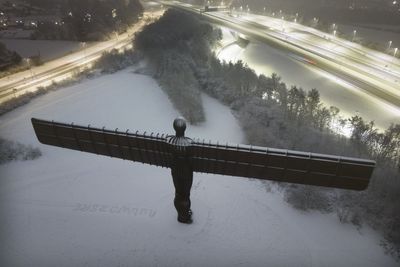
xmin=1 ymin=39 xmax=83 ymax=61
xmin=0 ymin=69 xmax=397 ymax=266
xmin=337 ymin=24 xmax=400 ymax=49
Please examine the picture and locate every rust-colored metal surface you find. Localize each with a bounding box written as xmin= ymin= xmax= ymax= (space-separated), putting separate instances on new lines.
xmin=32 ymin=118 xmax=172 ymax=168
xmin=189 ymin=142 xmax=373 ymax=190
xmin=32 ymin=117 xmax=375 ymax=191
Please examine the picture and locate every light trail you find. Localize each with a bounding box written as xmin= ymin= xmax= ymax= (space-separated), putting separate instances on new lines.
xmin=223 ymin=14 xmax=400 ymax=96
xmin=161 ymin=1 xmax=400 ymax=113
xmin=0 ymin=11 xmax=163 ymax=104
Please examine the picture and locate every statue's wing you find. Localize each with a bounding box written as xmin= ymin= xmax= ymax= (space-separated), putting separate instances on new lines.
xmin=189 ymin=141 xmax=375 ymax=190
xmin=31 ymin=118 xmax=172 ymax=168
xmin=32 ymin=118 xmax=375 ymax=190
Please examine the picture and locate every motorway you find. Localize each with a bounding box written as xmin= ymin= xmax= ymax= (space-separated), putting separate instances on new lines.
xmin=0 ymin=12 xmax=161 ymax=104
xmin=163 ymin=1 xmax=400 ymax=112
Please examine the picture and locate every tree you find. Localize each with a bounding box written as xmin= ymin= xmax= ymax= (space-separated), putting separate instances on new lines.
xmin=376 ymin=124 xmax=400 ymax=166
xmin=348 ymin=116 xmax=378 ymax=155
xmin=305 ymin=88 xmax=320 ymax=120
xmin=0 ymin=42 xmax=22 ymax=70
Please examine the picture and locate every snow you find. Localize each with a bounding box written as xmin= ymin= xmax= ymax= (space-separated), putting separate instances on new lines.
xmin=0 ymin=30 xmax=33 ymax=39
xmin=0 ymin=69 xmax=397 ymax=266
xmin=1 ymin=39 xmax=84 ymax=61
xmin=337 ymin=24 xmax=400 ymax=49
xmin=217 ymin=27 xmax=400 ymax=130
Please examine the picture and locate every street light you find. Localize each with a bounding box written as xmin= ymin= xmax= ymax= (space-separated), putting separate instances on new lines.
xmin=388 ymin=40 xmax=392 ymax=50
xmin=395 ymin=47 xmax=398 ymax=57
xmin=352 ymin=30 xmax=357 ymax=41
xmin=80 ymin=42 xmax=87 ymax=61
xmin=25 ymin=58 xmax=34 ymax=80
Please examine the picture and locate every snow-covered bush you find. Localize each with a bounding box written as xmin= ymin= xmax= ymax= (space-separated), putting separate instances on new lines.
xmin=134 ymin=9 xmax=221 ymax=124
xmin=284 ymin=185 xmax=333 ymax=212
xmin=94 ymin=49 xmax=142 ymax=74
xmin=0 ymin=138 xmax=42 ymax=164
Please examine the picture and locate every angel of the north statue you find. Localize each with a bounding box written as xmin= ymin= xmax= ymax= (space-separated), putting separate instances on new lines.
xmin=32 ymin=117 xmax=375 ymax=224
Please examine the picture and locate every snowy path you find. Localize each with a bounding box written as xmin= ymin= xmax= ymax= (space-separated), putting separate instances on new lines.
xmin=0 ymin=69 xmax=397 ymax=266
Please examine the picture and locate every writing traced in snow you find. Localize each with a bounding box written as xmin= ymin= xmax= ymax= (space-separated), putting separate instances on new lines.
xmin=73 ymin=203 xmax=157 ymax=218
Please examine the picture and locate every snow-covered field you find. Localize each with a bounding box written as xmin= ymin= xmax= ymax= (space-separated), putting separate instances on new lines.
xmin=0 ymin=69 xmax=397 ymax=266
xmin=338 ymin=24 xmax=400 ymax=49
xmin=218 ymin=28 xmax=400 ymax=130
xmin=0 ymin=30 xmax=33 ymax=39
xmin=1 ymin=39 xmax=84 ymax=61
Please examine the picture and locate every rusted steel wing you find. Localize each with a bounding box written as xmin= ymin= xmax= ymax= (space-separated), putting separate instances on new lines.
xmin=189 ymin=141 xmax=375 ymax=190
xmin=32 ymin=118 xmax=375 ymax=190
xmin=31 ymin=118 xmax=172 ymax=168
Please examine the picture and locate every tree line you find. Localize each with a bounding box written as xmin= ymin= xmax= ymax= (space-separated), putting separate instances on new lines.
xmin=0 ymin=42 xmax=21 ymax=70
xmin=135 ymin=10 xmax=221 ymax=123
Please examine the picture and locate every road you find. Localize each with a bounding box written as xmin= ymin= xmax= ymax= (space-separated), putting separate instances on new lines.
xmin=163 ymin=1 xmax=400 ymax=111
xmin=0 ymin=12 xmax=161 ymax=104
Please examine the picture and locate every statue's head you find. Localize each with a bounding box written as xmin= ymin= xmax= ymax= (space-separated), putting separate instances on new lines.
xmin=173 ymin=117 xmax=186 ymax=137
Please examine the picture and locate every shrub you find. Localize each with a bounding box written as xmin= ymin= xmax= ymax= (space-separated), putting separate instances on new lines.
xmin=0 ymin=138 xmax=42 ymax=164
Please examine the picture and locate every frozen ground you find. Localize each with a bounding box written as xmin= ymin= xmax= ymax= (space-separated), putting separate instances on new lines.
xmin=218 ymin=27 xmax=400 ymax=130
xmin=0 ymin=69 xmax=398 ymax=266
xmin=1 ymin=39 xmax=84 ymax=61
xmin=0 ymin=30 xmax=33 ymax=39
